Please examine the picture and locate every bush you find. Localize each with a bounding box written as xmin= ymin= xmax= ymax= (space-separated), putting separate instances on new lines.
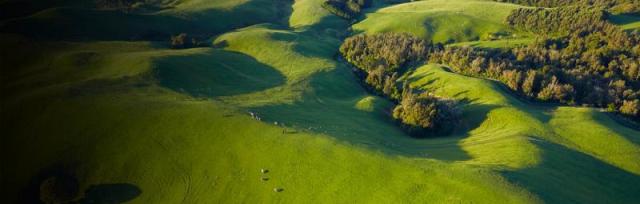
xmin=392 ymin=87 xmax=461 ymax=137
xmin=620 ymin=99 xmax=640 ymax=116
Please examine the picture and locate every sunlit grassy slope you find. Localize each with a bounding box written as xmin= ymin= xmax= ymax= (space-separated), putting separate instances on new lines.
xmin=2 ymin=0 xmax=640 ymax=203
xmin=408 ymin=64 xmax=640 ymax=203
xmin=1 ymin=26 xmax=537 ymax=204
xmin=352 ymin=0 xmax=527 ymax=43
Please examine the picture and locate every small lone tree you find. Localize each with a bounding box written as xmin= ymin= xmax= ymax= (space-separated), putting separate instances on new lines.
xmin=392 ymin=86 xmax=461 ymax=137
xmin=171 ymin=33 xmax=193 ymax=49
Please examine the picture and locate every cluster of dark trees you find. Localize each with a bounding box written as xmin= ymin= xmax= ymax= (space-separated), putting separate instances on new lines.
xmin=321 ymin=0 xmax=371 ymax=19
xmin=170 ymin=33 xmax=207 ymax=49
xmin=95 ymin=0 xmax=143 ymax=9
xmin=340 ymin=6 xmax=640 ymax=122
xmin=506 ymin=7 xmax=608 ymax=35
xmin=493 ymin=0 xmax=640 ymax=14
xmin=340 ymin=33 xmax=461 ymax=136
xmin=340 ymin=33 xmax=436 ymax=98
xmin=430 ymin=6 xmax=640 ymax=118
xmin=392 ymin=84 xmax=461 ymax=136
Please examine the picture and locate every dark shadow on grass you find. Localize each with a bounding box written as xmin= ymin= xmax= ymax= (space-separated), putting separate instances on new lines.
xmin=20 ymin=162 xmax=80 ymax=204
xmin=19 ymin=163 xmax=141 ymax=204
xmin=501 ymin=140 xmax=640 ymax=203
xmin=591 ymin=112 xmax=640 ymax=146
xmin=249 ymin=66 xmax=472 ymax=160
xmin=0 ymin=0 xmax=293 ymax=41
xmin=609 ymin=14 xmax=640 ymax=26
xmin=154 ymin=49 xmax=285 ymax=98
xmin=269 ymin=14 xmax=350 ymax=59
xmin=77 ymin=183 xmax=141 ymax=204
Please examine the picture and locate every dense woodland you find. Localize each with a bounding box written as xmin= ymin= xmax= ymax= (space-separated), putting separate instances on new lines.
xmin=493 ymin=0 xmax=640 ymax=14
xmin=340 ymin=33 xmax=435 ymax=99
xmin=340 ymin=33 xmax=461 ymax=136
xmin=340 ymin=5 xmax=640 ymax=132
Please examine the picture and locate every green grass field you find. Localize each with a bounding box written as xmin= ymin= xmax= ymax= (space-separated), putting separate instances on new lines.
xmin=352 ymin=0 xmax=529 ymax=43
xmin=2 ymin=0 xmax=640 ymax=203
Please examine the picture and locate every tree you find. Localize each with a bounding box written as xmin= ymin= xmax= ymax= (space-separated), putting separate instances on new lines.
xmin=392 ymin=88 xmax=461 ymax=137
xmin=171 ymin=33 xmax=192 ymax=49
xmin=503 ymin=70 xmax=523 ymax=91
xmin=365 ymin=66 xmax=385 ymax=91
xmin=383 ymin=72 xmax=400 ymax=99
xmin=522 ymin=70 xmax=539 ymax=97
xmin=620 ymin=100 xmax=640 ymax=116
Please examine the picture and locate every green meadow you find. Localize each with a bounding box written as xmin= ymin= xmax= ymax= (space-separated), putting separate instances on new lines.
xmin=1 ymin=0 xmax=639 ymax=203
xmin=353 ymin=0 xmax=529 ymax=43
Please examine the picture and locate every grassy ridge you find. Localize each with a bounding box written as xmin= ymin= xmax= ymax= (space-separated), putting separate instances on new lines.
xmin=352 ymin=0 xmax=527 ymax=43
xmin=409 ymin=64 xmax=640 ymax=203
xmin=1 ymin=30 xmax=538 ymax=203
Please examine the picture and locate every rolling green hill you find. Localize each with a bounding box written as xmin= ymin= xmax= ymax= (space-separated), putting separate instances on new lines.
xmin=352 ymin=0 xmax=529 ymax=43
xmin=2 ymin=0 xmax=640 ymax=203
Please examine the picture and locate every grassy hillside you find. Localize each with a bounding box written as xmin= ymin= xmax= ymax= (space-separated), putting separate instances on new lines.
xmin=0 ymin=0 xmax=290 ymax=40
xmin=407 ymin=64 xmax=640 ymax=203
xmin=289 ymin=0 xmax=347 ymax=29
xmin=352 ymin=0 xmax=528 ymax=43
xmin=2 ymin=0 xmax=640 ymax=203
xmin=1 ymin=24 xmax=538 ymax=204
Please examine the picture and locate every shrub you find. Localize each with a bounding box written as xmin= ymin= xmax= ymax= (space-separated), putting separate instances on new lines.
xmin=392 ymin=87 xmax=461 ymax=137
xmin=620 ymin=99 xmax=640 ymax=116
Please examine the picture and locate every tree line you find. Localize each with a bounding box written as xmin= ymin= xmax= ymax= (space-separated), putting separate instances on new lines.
xmin=340 ymin=6 xmax=640 ymax=126
xmin=493 ymin=0 xmax=640 ymax=14
xmin=433 ymin=6 xmax=640 ymax=119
